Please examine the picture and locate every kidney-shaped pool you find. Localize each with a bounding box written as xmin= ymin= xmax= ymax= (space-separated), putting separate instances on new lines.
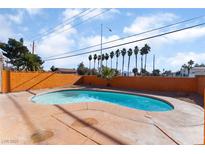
xmin=32 ymin=90 xmax=174 ymax=112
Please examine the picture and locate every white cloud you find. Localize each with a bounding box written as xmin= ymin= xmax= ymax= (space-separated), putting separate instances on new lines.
xmin=122 ymin=12 xmax=205 ymax=51
xmin=81 ymin=8 xmax=120 ymax=21
xmin=36 ymin=24 xmax=77 ymax=70
xmin=37 ymin=24 xmax=76 ymax=57
xmin=0 ymin=15 xmax=16 ymax=41
xmin=123 ymin=13 xmax=178 ymax=34
xmin=25 ymin=8 xmax=42 ymax=16
xmin=7 ymin=10 xmax=24 ymax=24
xmin=62 ymin=8 xmax=120 ymax=23
xmin=62 ymin=8 xmax=83 ymax=20
xmin=155 ymin=52 xmax=205 ymax=72
xmin=167 ymin=52 xmax=205 ymax=67
xmin=165 ymin=26 xmax=205 ymax=42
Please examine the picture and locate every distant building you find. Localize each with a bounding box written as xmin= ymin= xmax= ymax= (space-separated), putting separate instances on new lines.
xmin=54 ymin=68 xmax=77 ymax=74
xmin=189 ymin=67 xmax=205 ymax=77
xmin=180 ymin=66 xmax=205 ymax=77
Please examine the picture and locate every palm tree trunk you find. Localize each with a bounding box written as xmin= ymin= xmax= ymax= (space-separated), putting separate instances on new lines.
xmin=135 ymin=55 xmax=137 ymax=69
xmin=128 ymin=56 xmax=130 ymax=76
xmin=116 ymin=57 xmax=118 ymax=70
xmin=106 ymin=60 xmax=107 ymax=67
xmin=98 ymin=60 xmax=99 ymax=70
xmin=122 ymin=57 xmax=124 ymax=76
xmin=141 ymin=55 xmax=143 ymax=73
xmin=144 ymin=54 xmax=147 ymax=71
xmin=94 ymin=60 xmax=96 ymax=69
xmin=188 ymin=68 xmax=190 ymax=77
xmin=111 ymin=59 xmax=112 ymax=69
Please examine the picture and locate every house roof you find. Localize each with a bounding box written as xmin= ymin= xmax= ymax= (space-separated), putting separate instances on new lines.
xmin=55 ymin=68 xmax=77 ymax=73
xmin=192 ymin=67 xmax=205 ymax=70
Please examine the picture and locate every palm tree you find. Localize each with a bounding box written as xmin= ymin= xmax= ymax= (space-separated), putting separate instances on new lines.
xmin=115 ymin=49 xmax=120 ymax=70
xmin=93 ymin=54 xmax=97 ymax=69
xmin=101 ymin=54 xmax=105 ymax=66
xmin=127 ymin=48 xmax=133 ymax=76
xmin=187 ymin=60 xmax=194 ymax=76
xmin=88 ymin=55 xmax=92 ymax=70
xmin=105 ymin=53 xmax=109 ymax=67
xmin=121 ymin=48 xmax=126 ymax=75
xmin=97 ymin=55 xmax=101 ymax=71
xmin=110 ymin=51 xmax=114 ymax=69
xmin=134 ymin=46 xmax=139 ymax=70
xmin=140 ymin=47 xmax=144 ymax=74
xmin=143 ymin=44 xmax=151 ymax=71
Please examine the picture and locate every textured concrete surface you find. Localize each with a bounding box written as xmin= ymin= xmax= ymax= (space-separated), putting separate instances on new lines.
xmin=0 ymin=87 xmax=204 ymax=144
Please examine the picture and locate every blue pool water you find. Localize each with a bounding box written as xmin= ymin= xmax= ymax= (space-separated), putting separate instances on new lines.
xmin=32 ymin=90 xmax=174 ymax=112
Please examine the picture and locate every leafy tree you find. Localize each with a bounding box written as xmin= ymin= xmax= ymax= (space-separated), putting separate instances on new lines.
xmin=181 ymin=64 xmax=187 ymax=76
xmin=77 ymin=62 xmax=89 ymax=75
xmin=141 ymin=68 xmax=150 ymax=76
xmin=88 ymin=55 xmax=92 ymax=70
xmin=112 ymin=68 xmax=120 ymax=76
xmin=110 ymin=51 xmax=114 ymax=69
xmin=23 ymin=53 xmax=44 ymax=71
xmin=134 ymin=46 xmax=139 ymax=71
xmin=176 ymin=71 xmax=181 ymax=77
xmin=115 ymin=49 xmax=120 ymax=70
xmin=121 ymin=48 xmax=126 ymax=75
xmin=195 ymin=63 xmax=205 ymax=67
xmin=127 ymin=48 xmax=133 ymax=76
xmin=93 ymin=54 xmax=97 ymax=70
xmin=132 ymin=68 xmax=138 ymax=76
xmin=101 ymin=66 xmax=116 ymax=80
xmin=162 ymin=70 xmax=172 ymax=76
xmin=0 ymin=38 xmax=44 ymax=71
xmin=90 ymin=68 xmax=98 ymax=75
xmin=152 ymin=69 xmax=160 ymax=76
xmin=50 ymin=65 xmax=57 ymax=72
xmin=105 ymin=53 xmax=109 ymax=67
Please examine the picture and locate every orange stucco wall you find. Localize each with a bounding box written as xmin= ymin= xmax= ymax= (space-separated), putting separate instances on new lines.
xmin=197 ymin=76 xmax=205 ymax=96
xmin=1 ymin=70 xmax=205 ymax=95
xmin=1 ymin=70 xmax=82 ymax=92
xmin=83 ymin=75 xmax=200 ymax=93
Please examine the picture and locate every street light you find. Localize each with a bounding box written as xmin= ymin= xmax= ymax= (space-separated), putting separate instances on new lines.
xmin=100 ymin=24 xmax=112 ymax=76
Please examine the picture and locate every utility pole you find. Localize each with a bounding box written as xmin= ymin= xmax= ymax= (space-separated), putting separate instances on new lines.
xmin=153 ymin=54 xmax=155 ymax=72
xmin=100 ymin=24 xmax=112 ymax=76
xmin=32 ymin=41 xmax=35 ymax=54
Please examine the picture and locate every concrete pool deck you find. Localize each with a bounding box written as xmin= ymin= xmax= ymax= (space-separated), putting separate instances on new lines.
xmin=0 ymin=86 xmax=204 ymax=144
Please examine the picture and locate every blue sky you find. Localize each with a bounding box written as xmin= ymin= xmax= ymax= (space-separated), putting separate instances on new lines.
xmin=0 ymin=8 xmax=205 ymax=72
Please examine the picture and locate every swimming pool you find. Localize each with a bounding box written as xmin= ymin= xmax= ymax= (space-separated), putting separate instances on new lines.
xmin=32 ymin=90 xmax=174 ymax=112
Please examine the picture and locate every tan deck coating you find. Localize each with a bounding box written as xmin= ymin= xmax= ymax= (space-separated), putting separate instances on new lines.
xmin=0 ymin=87 xmax=204 ymax=144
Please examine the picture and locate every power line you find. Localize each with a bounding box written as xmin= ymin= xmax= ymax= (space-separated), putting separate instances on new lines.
xmin=32 ymin=8 xmax=95 ymax=41
xmin=45 ymin=22 xmax=205 ymax=61
xmin=32 ymin=8 xmax=91 ymax=40
xmin=35 ymin=9 xmax=111 ymax=42
xmin=45 ymin=14 xmax=205 ymax=59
